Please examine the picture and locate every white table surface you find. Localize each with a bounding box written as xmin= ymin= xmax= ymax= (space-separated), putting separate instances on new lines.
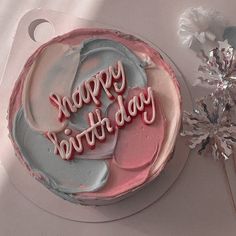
xmin=0 ymin=0 xmax=236 ymax=235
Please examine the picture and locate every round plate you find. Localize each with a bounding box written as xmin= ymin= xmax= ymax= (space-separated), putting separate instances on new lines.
xmin=0 ymin=10 xmax=193 ymax=223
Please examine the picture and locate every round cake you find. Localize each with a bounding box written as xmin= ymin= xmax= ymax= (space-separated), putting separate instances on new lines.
xmin=8 ymin=28 xmax=181 ymax=205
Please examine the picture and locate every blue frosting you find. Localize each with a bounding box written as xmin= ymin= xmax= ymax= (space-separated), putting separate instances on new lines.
xmin=13 ymin=108 xmax=109 ymax=201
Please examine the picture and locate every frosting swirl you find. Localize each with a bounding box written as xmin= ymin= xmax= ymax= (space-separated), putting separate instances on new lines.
xmin=8 ymin=28 xmax=181 ymax=205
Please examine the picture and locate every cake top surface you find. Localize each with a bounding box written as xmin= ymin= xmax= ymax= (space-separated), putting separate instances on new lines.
xmin=8 ymin=28 xmax=181 ymax=204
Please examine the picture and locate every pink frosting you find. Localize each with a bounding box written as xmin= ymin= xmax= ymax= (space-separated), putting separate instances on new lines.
xmin=111 ymin=87 xmax=164 ymax=170
xmin=82 ymin=88 xmax=165 ymax=199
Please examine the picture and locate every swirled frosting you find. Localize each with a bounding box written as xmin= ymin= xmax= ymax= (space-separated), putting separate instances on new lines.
xmin=8 ymin=28 xmax=181 ymax=205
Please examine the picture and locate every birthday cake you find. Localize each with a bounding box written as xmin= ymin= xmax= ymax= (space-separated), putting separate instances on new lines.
xmin=8 ymin=28 xmax=181 ymax=205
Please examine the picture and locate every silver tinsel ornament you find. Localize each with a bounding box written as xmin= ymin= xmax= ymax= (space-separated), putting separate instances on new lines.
xmin=197 ymin=40 xmax=236 ymax=104
xmin=181 ymin=40 xmax=236 ymax=160
xmin=181 ymin=94 xmax=236 ymax=160
xmin=179 ymin=7 xmax=236 ymax=213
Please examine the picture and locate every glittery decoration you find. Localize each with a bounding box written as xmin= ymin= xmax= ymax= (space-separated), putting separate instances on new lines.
xmin=181 ymin=94 xmax=236 ymax=160
xmin=197 ymin=40 xmax=236 ymax=103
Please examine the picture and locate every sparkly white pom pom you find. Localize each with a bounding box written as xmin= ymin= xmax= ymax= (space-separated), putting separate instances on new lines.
xmin=178 ymin=7 xmax=226 ymax=49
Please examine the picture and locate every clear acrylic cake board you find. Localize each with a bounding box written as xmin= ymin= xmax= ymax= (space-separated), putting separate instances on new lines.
xmin=0 ymin=9 xmax=193 ymax=223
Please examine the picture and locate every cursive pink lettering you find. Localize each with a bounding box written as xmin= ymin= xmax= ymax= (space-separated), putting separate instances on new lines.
xmin=49 ymin=60 xmax=126 ymax=121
